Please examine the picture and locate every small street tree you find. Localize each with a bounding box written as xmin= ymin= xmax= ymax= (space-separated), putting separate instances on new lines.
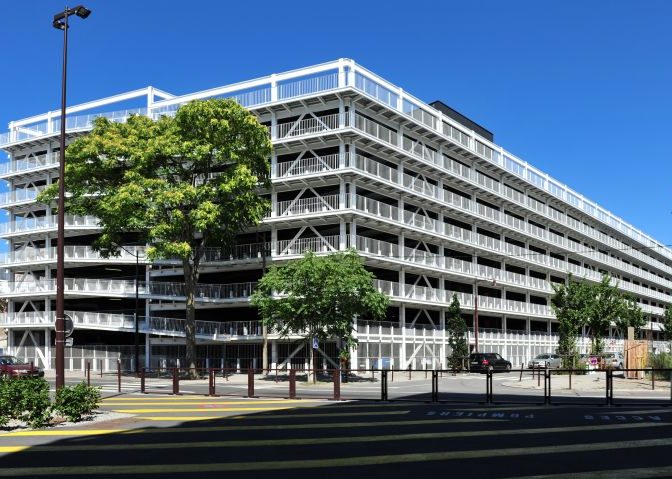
xmin=614 ymin=294 xmax=647 ymax=338
xmin=551 ymin=276 xmax=592 ymax=368
xmin=587 ymin=275 xmax=624 ymax=354
xmin=662 ymin=306 xmax=672 ymax=347
xmin=38 ymin=99 xmax=272 ymax=375
xmin=445 ymin=294 xmax=468 ymax=371
xmin=251 ymin=250 xmax=389 ymax=380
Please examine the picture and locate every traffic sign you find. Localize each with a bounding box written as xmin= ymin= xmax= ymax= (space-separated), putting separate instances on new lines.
xmin=64 ymin=314 xmax=74 ymax=338
xmin=312 ymin=337 xmax=319 ymax=349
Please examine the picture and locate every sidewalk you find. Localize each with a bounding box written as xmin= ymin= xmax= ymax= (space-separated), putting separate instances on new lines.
xmin=503 ymin=371 xmax=671 ymax=392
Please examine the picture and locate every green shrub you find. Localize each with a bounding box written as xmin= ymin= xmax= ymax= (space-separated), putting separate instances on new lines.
xmin=0 ymin=378 xmax=52 ymax=428
xmin=649 ymin=353 xmax=672 ymax=380
xmin=53 ymin=382 xmax=101 ymax=422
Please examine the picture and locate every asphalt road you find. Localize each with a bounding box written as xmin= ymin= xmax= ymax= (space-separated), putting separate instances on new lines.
xmin=1 ymin=392 xmax=672 ymax=478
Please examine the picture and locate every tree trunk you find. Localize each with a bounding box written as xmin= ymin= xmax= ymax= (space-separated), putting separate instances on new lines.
xmin=262 ymin=324 xmax=268 ymax=374
xmin=309 ymin=340 xmax=315 ymax=384
xmin=184 ymin=260 xmax=198 ymax=378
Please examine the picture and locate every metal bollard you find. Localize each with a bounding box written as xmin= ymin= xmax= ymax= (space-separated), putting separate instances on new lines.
xmin=537 ymin=366 xmax=541 ymax=387
xmin=569 ymin=369 xmax=572 ymax=390
xmin=140 ymin=368 xmax=146 ymax=394
xmin=408 ymin=365 xmax=412 ymax=381
xmin=381 ymin=370 xmax=388 ymax=401
xmin=519 ymin=363 xmax=524 ymax=382
xmin=333 ymin=368 xmax=341 ymax=401
xmin=100 ymin=359 xmax=103 ymax=378
xmin=247 ymin=368 xmax=255 ymax=398
xmin=208 ymin=368 xmax=215 ymax=396
xmin=431 ymin=370 xmax=438 ymax=403
xmin=87 ymin=361 xmax=91 ymax=386
xmin=172 ymin=367 xmax=179 ymax=395
xmin=117 ymin=359 xmax=121 ymax=393
xmin=652 ymin=368 xmax=655 ymax=391
xmin=289 ymin=369 xmax=296 ymax=399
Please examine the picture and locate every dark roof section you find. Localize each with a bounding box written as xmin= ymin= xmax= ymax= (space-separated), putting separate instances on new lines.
xmin=429 ymin=100 xmax=494 ymax=143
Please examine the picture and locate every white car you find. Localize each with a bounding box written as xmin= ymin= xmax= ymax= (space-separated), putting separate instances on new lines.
xmin=528 ymin=353 xmax=562 ymax=369
xmin=601 ymin=352 xmax=624 ymax=370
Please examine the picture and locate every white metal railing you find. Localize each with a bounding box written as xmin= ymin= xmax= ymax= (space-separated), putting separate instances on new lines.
xmin=0 ymin=215 xmax=99 ymax=235
xmin=0 ymin=278 xmax=257 ymax=302
xmin=276 ymin=113 xmax=343 ymax=139
xmin=276 ymin=153 xmax=341 ymax=177
xmin=0 ymin=153 xmax=59 ymax=176
xmin=2 ymin=59 xmax=668 ymax=266
xmin=0 ymin=186 xmax=46 ymax=207
xmin=0 ymin=245 xmax=146 ymax=265
xmin=276 ymin=194 xmax=340 ymax=216
xmin=276 ymin=235 xmax=340 ymax=255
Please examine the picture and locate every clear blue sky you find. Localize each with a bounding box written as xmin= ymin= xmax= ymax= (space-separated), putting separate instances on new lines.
xmin=1 ymin=0 xmax=670 ymax=245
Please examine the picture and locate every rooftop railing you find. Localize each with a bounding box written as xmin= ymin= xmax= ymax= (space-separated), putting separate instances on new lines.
xmin=1 ymin=59 xmax=669 ymax=264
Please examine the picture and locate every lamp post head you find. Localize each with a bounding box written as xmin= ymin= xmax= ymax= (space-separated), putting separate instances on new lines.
xmin=52 ymin=5 xmax=91 ymax=30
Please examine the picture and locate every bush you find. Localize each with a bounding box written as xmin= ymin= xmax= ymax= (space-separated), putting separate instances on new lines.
xmin=649 ymin=353 xmax=672 ymax=380
xmin=0 ymin=378 xmax=51 ymax=428
xmin=53 ymin=382 xmax=101 ymax=422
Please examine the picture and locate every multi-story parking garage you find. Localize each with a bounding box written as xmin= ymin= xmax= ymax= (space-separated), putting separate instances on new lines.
xmin=1 ymin=59 xmax=670 ymax=372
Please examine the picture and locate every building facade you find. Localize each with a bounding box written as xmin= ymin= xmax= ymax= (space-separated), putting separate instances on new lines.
xmin=1 ymin=59 xmax=670 ymax=372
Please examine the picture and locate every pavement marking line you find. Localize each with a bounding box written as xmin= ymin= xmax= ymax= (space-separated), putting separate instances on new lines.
xmin=505 ymin=465 xmax=672 ymax=479
xmin=0 ymin=430 xmax=123 ymax=438
xmin=127 ymin=417 xmax=497 ymax=430
xmin=3 ymin=437 xmax=672 ymax=476
xmin=0 ymin=446 xmax=29 ymax=453
xmin=6 ymin=421 xmax=672 ymax=453
xmin=134 ymin=411 xmax=411 ymax=423
xmin=101 ymin=400 xmax=316 ymax=406
xmin=101 ymin=398 xmax=308 ymax=403
xmin=113 ymin=406 xmax=295 ymax=413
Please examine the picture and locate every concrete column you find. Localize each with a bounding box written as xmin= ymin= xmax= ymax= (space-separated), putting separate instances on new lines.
xmin=271 ymin=340 xmax=278 ymax=370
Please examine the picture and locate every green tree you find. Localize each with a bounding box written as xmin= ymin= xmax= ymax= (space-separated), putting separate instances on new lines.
xmin=662 ymin=306 xmax=672 ymax=344
xmin=445 ymin=294 xmax=468 ymax=371
xmin=38 ymin=99 xmax=272 ymax=374
xmin=615 ymin=294 xmax=647 ymax=338
xmin=587 ymin=275 xmax=624 ymax=354
xmin=251 ymin=250 xmax=389 ymax=380
xmin=551 ymin=276 xmax=592 ymax=368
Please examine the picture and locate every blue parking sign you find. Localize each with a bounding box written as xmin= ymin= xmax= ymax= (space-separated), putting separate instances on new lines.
xmin=312 ymin=337 xmax=319 ymax=349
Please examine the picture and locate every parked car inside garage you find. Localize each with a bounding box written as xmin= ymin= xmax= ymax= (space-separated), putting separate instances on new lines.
xmin=528 ymin=353 xmax=562 ymax=369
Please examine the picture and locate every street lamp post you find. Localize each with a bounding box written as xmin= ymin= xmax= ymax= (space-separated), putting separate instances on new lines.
xmin=114 ymin=244 xmax=143 ymax=374
xmin=52 ymin=4 xmax=91 ymax=390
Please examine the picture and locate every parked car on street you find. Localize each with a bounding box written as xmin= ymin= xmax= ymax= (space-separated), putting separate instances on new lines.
xmin=0 ymin=356 xmax=44 ymax=378
xmin=469 ymin=353 xmax=512 ymax=372
xmin=528 ymin=353 xmax=562 ymax=369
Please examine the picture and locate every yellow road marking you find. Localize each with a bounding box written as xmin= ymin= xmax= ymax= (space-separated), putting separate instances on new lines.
xmin=101 ymin=398 xmax=309 ymax=404
xmin=0 ymin=446 xmax=29 ymax=453
xmin=2 ymin=437 xmax=672 ymax=476
xmin=114 ymin=406 xmax=293 ymax=413
xmin=0 ymin=429 xmax=122 ymax=438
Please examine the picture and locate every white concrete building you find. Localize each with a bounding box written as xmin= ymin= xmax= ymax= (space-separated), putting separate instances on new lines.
xmin=1 ymin=59 xmax=670 ymax=372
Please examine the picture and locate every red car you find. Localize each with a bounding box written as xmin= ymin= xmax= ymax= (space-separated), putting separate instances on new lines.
xmin=0 ymin=356 xmax=44 ymax=378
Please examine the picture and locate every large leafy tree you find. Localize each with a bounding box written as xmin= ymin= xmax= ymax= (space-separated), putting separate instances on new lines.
xmin=445 ymin=294 xmax=468 ymax=371
xmin=39 ymin=99 xmax=272 ymax=374
xmin=251 ymin=250 xmax=389 ymax=379
xmin=615 ymin=294 xmax=647 ymax=338
xmin=551 ymin=275 xmax=592 ymax=368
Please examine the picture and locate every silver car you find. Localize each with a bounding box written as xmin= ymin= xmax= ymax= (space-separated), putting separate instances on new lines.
xmin=601 ymin=352 xmax=624 ymax=369
xmin=528 ymin=353 xmax=562 ymax=369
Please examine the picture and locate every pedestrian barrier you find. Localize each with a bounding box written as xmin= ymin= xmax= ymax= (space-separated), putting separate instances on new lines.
xmin=103 ymin=366 xmax=672 ymax=406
